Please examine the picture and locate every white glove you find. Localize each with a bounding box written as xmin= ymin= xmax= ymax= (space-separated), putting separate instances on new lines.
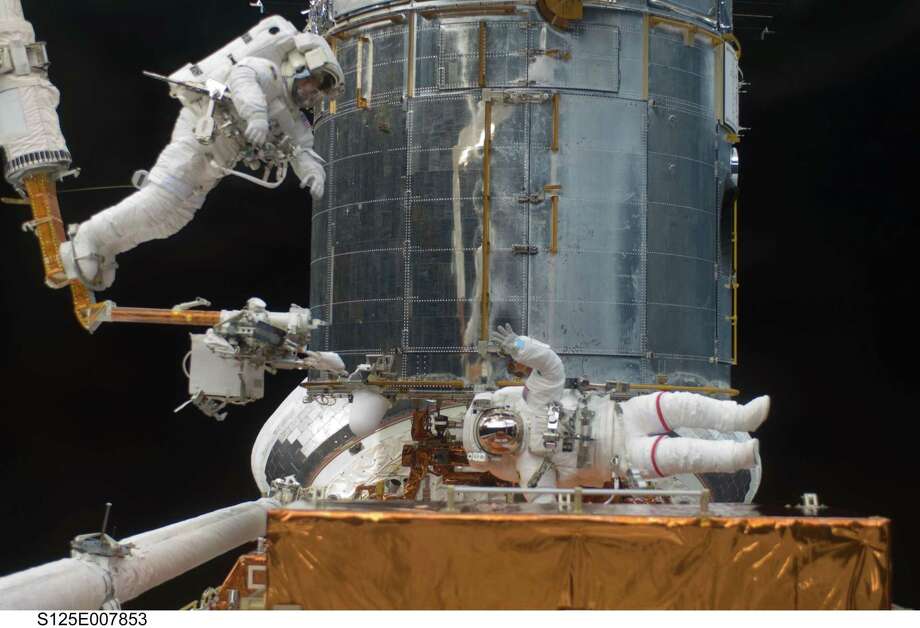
xmin=300 ymin=172 xmax=325 ymax=202
xmin=245 ymin=117 xmax=270 ymax=146
xmin=492 ymin=323 xmax=521 ymax=357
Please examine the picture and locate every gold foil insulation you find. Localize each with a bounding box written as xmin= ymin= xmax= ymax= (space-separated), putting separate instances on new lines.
xmin=108 ymin=306 xmax=221 ymax=327
xmin=22 ymin=173 xmax=69 ymax=289
xmin=265 ymin=507 xmax=890 ymax=610
xmin=19 ymin=173 xmax=222 ymax=331
xmin=215 ymin=553 xmax=267 ymax=610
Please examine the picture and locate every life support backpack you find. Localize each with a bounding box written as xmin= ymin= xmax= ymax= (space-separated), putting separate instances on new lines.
xmin=167 ymin=15 xmax=343 ymax=108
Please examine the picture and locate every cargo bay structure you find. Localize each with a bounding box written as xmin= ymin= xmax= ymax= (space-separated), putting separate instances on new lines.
xmin=254 ymin=0 xmax=752 ymax=501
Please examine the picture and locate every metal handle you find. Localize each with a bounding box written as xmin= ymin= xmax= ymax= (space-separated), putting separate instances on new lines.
xmin=448 ymin=485 xmax=712 ymax=514
xmin=212 ymin=160 xmax=288 ymax=189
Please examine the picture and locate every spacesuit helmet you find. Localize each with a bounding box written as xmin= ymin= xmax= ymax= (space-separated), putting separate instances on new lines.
xmin=506 ymin=357 xmax=533 ymax=379
xmin=282 ymin=47 xmax=344 ymax=106
xmin=475 ymin=407 xmax=524 ymax=456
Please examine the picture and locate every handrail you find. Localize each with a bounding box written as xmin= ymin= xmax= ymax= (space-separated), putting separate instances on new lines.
xmin=446 ymin=485 xmax=712 ymax=513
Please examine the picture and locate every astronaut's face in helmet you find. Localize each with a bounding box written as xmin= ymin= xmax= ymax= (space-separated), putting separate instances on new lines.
xmin=293 ymin=76 xmax=321 ymax=105
xmin=506 ymin=357 xmax=532 ymax=379
xmin=293 ymin=71 xmax=337 ymax=106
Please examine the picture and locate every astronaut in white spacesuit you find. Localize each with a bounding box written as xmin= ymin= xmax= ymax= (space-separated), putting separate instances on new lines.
xmin=466 ymin=324 xmax=770 ymax=493
xmin=59 ymin=17 xmax=343 ymax=291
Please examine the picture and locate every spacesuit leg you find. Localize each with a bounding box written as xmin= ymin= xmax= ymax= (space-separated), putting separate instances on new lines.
xmin=515 ymin=451 xmax=557 ymax=504
xmin=59 ymin=108 xmax=225 ymax=290
xmin=621 ymin=391 xmax=770 ymax=434
xmin=627 ymin=434 xmax=759 ymax=479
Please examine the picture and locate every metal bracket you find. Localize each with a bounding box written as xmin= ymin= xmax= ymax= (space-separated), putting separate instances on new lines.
xmin=529 ymin=48 xmax=572 ymax=61
xmin=269 ymin=475 xmax=304 ymax=505
xmin=70 ymin=503 xmax=134 ymax=559
xmin=482 ymin=89 xmax=552 ymax=105
xmin=366 ymin=352 xmax=398 ymax=378
xmin=517 ymin=191 xmax=545 ymax=204
xmin=174 ymin=391 xmax=229 ymax=421
xmin=512 ymin=244 xmax=538 ymax=255
xmin=172 ymin=297 xmax=212 ymax=312
xmin=527 ymin=456 xmax=556 ymax=488
xmin=542 ymin=402 xmax=563 ymax=451
xmin=786 ymin=492 xmax=827 ymax=516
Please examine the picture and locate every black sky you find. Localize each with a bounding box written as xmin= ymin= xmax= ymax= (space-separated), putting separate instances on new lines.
xmin=1 ymin=0 xmax=918 ymax=609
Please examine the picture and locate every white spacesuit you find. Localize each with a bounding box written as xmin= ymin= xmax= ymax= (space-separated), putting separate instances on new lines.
xmin=60 ymin=17 xmax=343 ymax=290
xmin=463 ymin=325 xmax=770 ymax=494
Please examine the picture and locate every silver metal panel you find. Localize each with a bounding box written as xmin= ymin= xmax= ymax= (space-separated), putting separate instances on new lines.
xmin=406 ymin=94 xmax=528 ymax=352
xmin=647 ymin=301 xmax=715 ymax=358
xmin=719 ymin=0 xmax=733 ymax=31
xmin=648 ymin=27 xmax=716 ymax=116
xmin=528 ymin=96 xmax=646 ymax=356
xmin=650 ymin=0 xmax=719 ymax=23
xmin=716 ymin=269 xmax=732 ymax=362
xmin=528 ymin=23 xmax=620 ymax=92
xmin=723 ymin=44 xmax=740 ymax=131
xmin=315 ymin=99 xmax=409 ymax=357
xmin=367 ymin=26 xmax=409 ymax=99
xmin=437 ymin=20 xmax=529 ymax=89
xmin=647 ymin=29 xmax=719 ymax=361
xmin=334 ymin=27 xmax=406 ymax=111
xmin=331 ymin=0 xmax=391 ymax=20
xmin=335 ymin=36 xmax=360 ymax=110
xmin=610 ymin=11 xmax=648 ymax=101
xmin=715 ymin=141 xmax=734 ymax=364
xmin=415 ymin=17 xmax=443 ymax=92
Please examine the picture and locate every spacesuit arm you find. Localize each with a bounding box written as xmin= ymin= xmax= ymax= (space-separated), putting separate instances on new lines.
xmin=286 ymin=117 xmax=324 ymax=200
xmin=516 ymin=337 xmax=566 ymax=405
xmin=493 ymin=325 xmax=565 ymax=406
xmin=226 ymin=58 xmax=272 ymax=124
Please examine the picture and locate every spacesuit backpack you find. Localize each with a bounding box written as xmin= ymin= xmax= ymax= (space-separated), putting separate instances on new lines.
xmin=165 ymin=15 xmax=343 ymax=108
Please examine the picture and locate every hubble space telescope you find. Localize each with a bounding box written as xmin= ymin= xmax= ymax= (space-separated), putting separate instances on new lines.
xmin=0 ymin=0 xmax=892 ymax=610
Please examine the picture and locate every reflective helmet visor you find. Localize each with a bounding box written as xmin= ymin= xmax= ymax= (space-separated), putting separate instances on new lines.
xmin=475 ymin=407 xmax=523 ymax=456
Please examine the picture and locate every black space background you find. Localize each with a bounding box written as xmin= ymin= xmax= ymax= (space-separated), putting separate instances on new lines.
xmin=0 ymin=0 xmax=918 ymax=610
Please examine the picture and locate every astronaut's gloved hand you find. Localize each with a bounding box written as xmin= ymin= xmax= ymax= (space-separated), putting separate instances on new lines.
xmin=492 ymin=323 xmax=522 ymax=357
xmin=244 ymin=117 xmax=270 ymax=146
xmin=300 ymin=172 xmax=325 ymax=202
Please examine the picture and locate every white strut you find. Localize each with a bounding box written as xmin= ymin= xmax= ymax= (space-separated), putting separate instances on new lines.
xmin=0 ymin=498 xmax=279 ymax=609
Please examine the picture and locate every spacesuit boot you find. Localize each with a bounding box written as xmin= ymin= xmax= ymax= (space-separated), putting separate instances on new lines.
xmin=628 ymin=435 xmax=759 ymax=478
xmin=735 ymin=396 xmax=771 ymax=432
xmin=58 ymin=224 xmax=117 ymax=291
